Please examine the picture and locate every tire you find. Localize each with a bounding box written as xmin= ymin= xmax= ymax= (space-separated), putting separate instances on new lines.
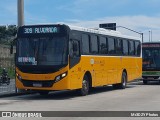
xmin=38 ymin=91 xmax=49 ymax=96
xmin=113 ymin=72 xmax=127 ymax=89
xmin=120 ymin=72 xmax=127 ymax=89
xmin=79 ymin=75 xmax=89 ymax=96
xmin=143 ymin=80 xmax=148 ymax=84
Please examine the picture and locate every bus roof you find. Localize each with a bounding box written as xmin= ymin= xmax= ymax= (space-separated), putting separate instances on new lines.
xmin=68 ymin=24 xmax=141 ymax=41
xmin=20 ymin=24 xmax=142 ymax=41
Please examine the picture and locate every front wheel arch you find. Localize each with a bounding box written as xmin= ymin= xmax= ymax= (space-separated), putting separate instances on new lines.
xmin=79 ymin=75 xmax=89 ymax=96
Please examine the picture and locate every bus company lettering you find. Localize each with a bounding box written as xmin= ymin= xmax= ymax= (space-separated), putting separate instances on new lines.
xmin=35 ymin=27 xmax=58 ymax=33
xmin=24 ymin=27 xmax=58 ymax=34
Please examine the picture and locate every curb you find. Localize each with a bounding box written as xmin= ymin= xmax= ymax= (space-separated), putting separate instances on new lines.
xmin=0 ymin=92 xmax=35 ymax=98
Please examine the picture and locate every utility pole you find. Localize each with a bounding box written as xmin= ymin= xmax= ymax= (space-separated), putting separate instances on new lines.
xmin=149 ymin=31 xmax=150 ymax=42
xmin=151 ymin=30 xmax=152 ymax=42
xmin=18 ymin=0 xmax=24 ymax=28
xmin=16 ymin=0 xmax=24 ymax=93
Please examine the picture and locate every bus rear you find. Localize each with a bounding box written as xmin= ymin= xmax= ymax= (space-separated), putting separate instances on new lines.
xmin=142 ymin=42 xmax=160 ymax=84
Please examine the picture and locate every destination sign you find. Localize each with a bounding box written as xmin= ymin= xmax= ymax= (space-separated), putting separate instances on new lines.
xmin=23 ymin=27 xmax=60 ymax=34
xmin=143 ymin=44 xmax=160 ymax=48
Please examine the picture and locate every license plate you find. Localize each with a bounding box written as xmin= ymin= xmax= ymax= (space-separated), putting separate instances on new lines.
xmin=33 ymin=83 xmax=42 ymax=87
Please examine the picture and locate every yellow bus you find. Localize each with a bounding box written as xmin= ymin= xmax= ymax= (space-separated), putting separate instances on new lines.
xmin=12 ymin=24 xmax=142 ymax=95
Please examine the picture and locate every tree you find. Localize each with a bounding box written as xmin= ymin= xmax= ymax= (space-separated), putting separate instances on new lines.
xmin=0 ymin=26 xmax=6 ymax=39
xmin=0 ymin=25 xmax=17 ymax=45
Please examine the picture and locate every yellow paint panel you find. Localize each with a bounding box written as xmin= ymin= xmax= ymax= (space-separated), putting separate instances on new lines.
xmin=16 ymin=56 xmax=142 ymax=91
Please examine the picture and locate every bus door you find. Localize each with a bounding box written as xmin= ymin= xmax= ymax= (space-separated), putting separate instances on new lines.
xmin=69 ymin=39 xmax=81 ymax=89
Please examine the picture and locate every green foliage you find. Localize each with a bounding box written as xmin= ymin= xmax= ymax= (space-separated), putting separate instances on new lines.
xmin=0 ymin=25 xmax=17 ymax=45
xmin=0 ymin=25 xmax=16 ymax=78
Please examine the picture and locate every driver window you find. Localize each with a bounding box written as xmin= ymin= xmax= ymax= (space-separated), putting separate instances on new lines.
xmin=70 ymin=40 xmax=80 ymax=57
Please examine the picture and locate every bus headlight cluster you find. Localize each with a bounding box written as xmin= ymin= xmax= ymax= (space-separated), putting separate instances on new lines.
xmin=55 ymin=72 xmax=67 ymax=83
xmin=16 ymin=73 xmax=22 ymax=81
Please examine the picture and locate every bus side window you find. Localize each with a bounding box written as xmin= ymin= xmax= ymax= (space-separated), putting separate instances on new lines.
xmin=82 ymin=34 xmax=90 ymax=55
xmin=115 ymin=39 xmax=122 ymax=55
xmin=108 ymin=37 xmax=115 ymax=54
xmin=122 ymin=39 xmax=129 ymax=56
xmin=69 ymin=39 xmax=80 ymax=58
xmin=72 ymin=40 xmax=80 ymax=57
xmin=99 ymin=36 xmax=108 ymax=54
xmin=129 ymin=40 xmax=135 ymax=56
xmin=135 ymin=41 xmax=141 ymax=56
xmin=90 ymin=35 xmax=98 ymax=54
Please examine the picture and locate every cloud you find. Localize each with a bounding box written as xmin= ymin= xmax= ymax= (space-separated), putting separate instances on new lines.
xmin=64 ymin=15 xmax=160 ymax=42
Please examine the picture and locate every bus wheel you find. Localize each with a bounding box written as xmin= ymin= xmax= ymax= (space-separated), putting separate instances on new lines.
xmin=143 ymin=80 xmax=148 ymax=84
xmin=38 ymin=91 xmax=49 ymax=96
xmin=120 ymin=72 xmax=127 ymax=89
xmin=113 ymin=72 xmax=127 ymax=89
xmin=79 ymin=75 xmax=89 ymax=96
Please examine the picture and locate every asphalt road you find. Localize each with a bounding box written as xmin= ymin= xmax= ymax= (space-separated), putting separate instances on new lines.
xmin=0 ymin=80 xmax=160 ymax=120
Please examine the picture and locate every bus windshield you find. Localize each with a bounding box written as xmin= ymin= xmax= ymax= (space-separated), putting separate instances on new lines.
xmin=143 ymin=48 xmax=160 ymax=69
xmin=17 ymin=37 xmax=68 ymax=66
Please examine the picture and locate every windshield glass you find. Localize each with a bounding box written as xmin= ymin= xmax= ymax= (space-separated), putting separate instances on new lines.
xmin=143 ymin=48 xmax=160 ymax=68
xmin=17 ymin=37 xmax=68 ymax=66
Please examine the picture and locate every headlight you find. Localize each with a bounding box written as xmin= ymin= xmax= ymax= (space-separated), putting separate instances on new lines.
xmin=55 ymin=72 xmax=67 ymax=83
xmin=55 ymin=76 xmax=61 ymax=82
xmin=62 ymin=73 xmax=67 ymax=78
xmin=16 ymin=73 xmax=22 ymax=81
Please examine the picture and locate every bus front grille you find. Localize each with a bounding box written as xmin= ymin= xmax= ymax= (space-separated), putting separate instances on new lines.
xmin=21 ymin=79 xmax=55 ymax=87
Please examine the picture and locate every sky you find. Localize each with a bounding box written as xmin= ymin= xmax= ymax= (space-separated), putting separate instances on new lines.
xmin=0 ymin=0 xmax=160 ymax=42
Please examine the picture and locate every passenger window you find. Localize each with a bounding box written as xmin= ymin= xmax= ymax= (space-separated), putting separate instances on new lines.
xmin=90 ymin=35 xmax=98 ymax=54
xmin=129 ymin=41 xmax=135 ymax=55
xmin=108 ymin=37 xmax=115 ymax=54
xmin=115 ymin=39 xmax=122 ymax=55
xmin=122 ymin=39 xmax=129 ymax=55
xmin=82 ymin=34 xmax=90 ymax=54
xmin=99 ymin=37 xmax=108 ymax=54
